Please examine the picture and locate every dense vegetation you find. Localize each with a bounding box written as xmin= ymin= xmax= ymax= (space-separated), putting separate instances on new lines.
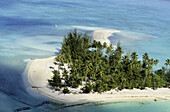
xmin=48 ymin=29 xmax=170 ymax=93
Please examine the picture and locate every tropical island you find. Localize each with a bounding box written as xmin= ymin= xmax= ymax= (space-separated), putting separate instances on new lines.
xmin=28 ymin=29 xmax=170 ymax=103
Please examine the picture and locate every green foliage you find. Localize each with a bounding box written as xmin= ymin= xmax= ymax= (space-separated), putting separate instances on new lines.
xmin=165 ymin=70 xmax=170 ymax=86
xmin=48 ymin=70 xmax=61 ymax=88
xmin=63 ymin=88 xmax=70 ymax=94
xmin=48 ymin=29 xmax=170 ymax=93
xmin=72 ymin=81 xmax=79 ymax=88
xmin=82 ymin=82 xmax=93 ymax=93
xmin=62 ymin=69 xmax=68 ymax=79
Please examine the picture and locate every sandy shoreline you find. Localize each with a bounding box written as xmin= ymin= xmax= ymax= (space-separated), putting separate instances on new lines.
xmin=93 ymin=30 xmax=120 ymax=45
xmin=27 ymin=56 xmax=170 ymax=103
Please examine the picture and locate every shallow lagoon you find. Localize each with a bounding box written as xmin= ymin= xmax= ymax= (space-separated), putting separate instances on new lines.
xmin=0 ymin=0 xmax=170 ymax=111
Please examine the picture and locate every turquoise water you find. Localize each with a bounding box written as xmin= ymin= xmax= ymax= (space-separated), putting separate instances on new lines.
xmin=0 ymin=0 xmax=170 ymax=111
xmin=56 ymin=101 xmax=170 ymax=112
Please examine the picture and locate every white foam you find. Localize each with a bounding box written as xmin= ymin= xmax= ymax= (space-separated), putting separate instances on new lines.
xmin=23 ymin=59 xmax=31 ymax=62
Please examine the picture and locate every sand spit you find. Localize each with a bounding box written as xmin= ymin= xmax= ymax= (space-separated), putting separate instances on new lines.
xmin=93 ymin=30 xmax=120 ymax=45
xmin=28 ymin=56 xmax=170 ymax=103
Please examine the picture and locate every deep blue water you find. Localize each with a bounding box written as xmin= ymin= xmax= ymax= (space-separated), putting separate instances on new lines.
xmin=0 ymin=0 xmax=170 ymax=111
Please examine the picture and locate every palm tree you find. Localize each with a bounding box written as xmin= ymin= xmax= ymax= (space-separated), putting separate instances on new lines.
xmin=103 ymin=42 xmax=107 ymax=48
xmin=131 ymin=52 xmax=138 ymax=61
xmin=154 ymin=59 xmax=159 ymax=66
xmin=165 ymin=59 xmax=170 ymax=69
xmin=48 ymin=70 xmax=61 ymax=87
xmin=142 ymin=53 xmax=149 ymax=67
xmin=142 ymin=53 xmax=149 ymax=86
xmin=106 ymin=44 xmax=114 ymax=58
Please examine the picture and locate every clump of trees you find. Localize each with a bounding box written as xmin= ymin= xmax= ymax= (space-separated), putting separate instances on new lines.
xmin=48 ymin=29 xmax=170 ymax=93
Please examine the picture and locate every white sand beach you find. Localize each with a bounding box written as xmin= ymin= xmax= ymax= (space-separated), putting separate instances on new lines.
xmin=93 ymin=30 xmax=120 ymax=45
xmin=28 ymin=56 xmax=170 ymax=103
